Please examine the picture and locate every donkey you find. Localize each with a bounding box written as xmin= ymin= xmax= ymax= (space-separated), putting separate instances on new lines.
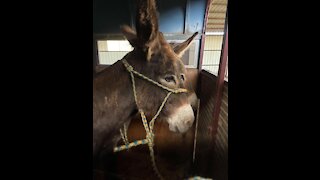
xmin=93 ymin=0 xmax=198 ymax=161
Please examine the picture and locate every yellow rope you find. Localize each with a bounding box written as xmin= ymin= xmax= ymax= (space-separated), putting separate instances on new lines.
xmin=113 ymin=59 xmax=188 ymax=180
xmin=119 ymin=123 xmax=129 ymax=147
xmin=114 ymin=139 xmax=148 ymax=152
xmin=124 ymin=123 xmax=129 ymax=144
xmin=119 ymin=128 xmax=128 ymax=146
xmin=149 ymin=92 xmax=172 ymax=132
xmin=122 ymin=60 xmax=188 ymax=94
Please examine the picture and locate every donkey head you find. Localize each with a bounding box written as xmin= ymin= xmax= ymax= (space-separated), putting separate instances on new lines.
xmin=121 ymin=0 xmax=198 ymax=133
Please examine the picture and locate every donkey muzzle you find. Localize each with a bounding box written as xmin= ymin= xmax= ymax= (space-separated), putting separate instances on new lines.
xmin=167 ymin=104 xmax=195 ymax=133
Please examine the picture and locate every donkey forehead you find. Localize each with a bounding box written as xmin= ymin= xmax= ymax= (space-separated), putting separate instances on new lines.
xmin=158 ymin=55 xmax=186 ymax=74
xmin=157 ymin=48 xmax=185 ymax=71
xmin=158 ymin=38 xmax=181 ymax=60
xmin=161 ymin=45 xmax=179 ymax=60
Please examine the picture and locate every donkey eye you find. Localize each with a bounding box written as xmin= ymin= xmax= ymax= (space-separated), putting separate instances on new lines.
xmin=164 ymin=75 xmax=175 ymax=83
xmin=180 ymin=74 xmax=185 ymax=81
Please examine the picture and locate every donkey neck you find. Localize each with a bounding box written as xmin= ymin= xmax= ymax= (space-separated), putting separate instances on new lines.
xmin=93 ymin=59 xmax=136 ymax=131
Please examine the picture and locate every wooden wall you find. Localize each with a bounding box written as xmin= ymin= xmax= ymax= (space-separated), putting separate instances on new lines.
xmin=192 ymin=70 xmax=217 ymax=178
xmin=212 ymin=81 xmax=228 ymax=180
xmin=192 ymin=70 xmax=228 ymax=180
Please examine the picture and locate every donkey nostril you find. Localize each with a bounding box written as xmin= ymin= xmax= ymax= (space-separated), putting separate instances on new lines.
xmin=185 ymin=119 xmax=193 ymax=126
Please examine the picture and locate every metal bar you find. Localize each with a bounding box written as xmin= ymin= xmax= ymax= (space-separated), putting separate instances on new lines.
xmin=198 ymin=0 xmax=212 ymax=71
xmin=211 ymin=3 xmax=228 ymax=6
xmin=206 ymin=26 xmax=225 ymax=28
xmin=208 ymin=11 xmax=226 ymax=14
xmin=208 ymin=17 xmax=226 ymax=20
xmin=211 ymin=17 xmax=228 ymax=141
xmin=201 ymin=64 xmax=220 ymax=66
xmin=207 ymin=23 xmax=225 ymax=25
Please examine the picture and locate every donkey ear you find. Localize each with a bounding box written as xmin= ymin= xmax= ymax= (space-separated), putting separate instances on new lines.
xmin=120 ymin=25 xmax=138 ymax=47
xmin=135 ymin=0 xmax=159 ymax=60
xmin=173 ymin=32 xmax=198 ymax=58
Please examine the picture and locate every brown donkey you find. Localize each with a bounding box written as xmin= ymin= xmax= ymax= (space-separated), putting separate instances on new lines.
xmin=93 ymin=0 xmax=198 ymax=164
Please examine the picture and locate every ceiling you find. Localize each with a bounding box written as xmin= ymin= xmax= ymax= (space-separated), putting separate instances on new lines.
xmin=206 ymin=0 xmax=228 ymax=32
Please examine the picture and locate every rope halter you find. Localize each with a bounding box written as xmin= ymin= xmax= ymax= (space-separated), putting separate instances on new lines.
xmin=113 ymin=59 xmax=188 ymax=180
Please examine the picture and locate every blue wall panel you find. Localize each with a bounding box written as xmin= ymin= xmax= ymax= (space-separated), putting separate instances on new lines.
xmin=185 ymin=0 xmax=207 ymax=34
xmin=93 ymin=0 xmax=206 ymax=35
xmin=157 ymin=0 xmax=187 ymax=34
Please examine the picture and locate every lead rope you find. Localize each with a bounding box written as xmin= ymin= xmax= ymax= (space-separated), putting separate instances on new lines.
xmin=113 ymin=59 xmax=188 ymax=180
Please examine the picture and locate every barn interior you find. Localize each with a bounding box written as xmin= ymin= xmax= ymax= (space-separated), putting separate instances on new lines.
xmin=93 ymin=0 xmax=228 ymax=179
